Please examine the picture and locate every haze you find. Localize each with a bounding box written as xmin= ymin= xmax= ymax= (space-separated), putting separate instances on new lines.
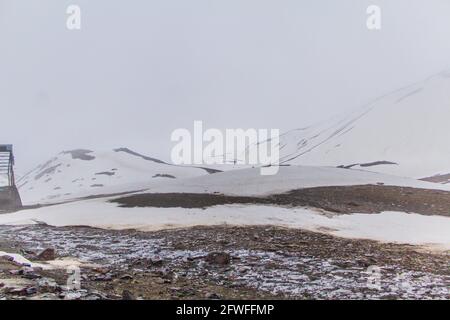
xmin=1 ymin=0 xmax=450 ymax=173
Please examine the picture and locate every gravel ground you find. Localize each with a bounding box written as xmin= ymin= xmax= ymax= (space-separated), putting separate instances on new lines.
xmin=1 ymin=224 xmax=448 ymax=300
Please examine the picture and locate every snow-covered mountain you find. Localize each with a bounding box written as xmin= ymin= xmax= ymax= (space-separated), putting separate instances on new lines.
xmin=16 ymin=71 xmax=450 ymax=204
xmin=17 ymin=148 xmax=216 ymax=205
xmin=252 ymin=71 xmax=450 ymax=180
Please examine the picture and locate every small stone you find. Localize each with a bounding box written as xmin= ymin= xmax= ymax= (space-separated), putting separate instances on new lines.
xmin=205 ymin=252 xmax=231 ymax=265
xmin=37 ymin=248 xmax=56 ymax=261
xmin=151 ymin=259 xmax=164 ymax=267
xmin=120 ymin=274 xmax=133 ymax=280
xmin=205 ymin=292 xmax=221 ymax=300
xmin=85 ymin=292 xmax=104 ymax=300
xmin=237 ymin=266 xmax=252 ymax=274
xmin=9 ymin=270 xmax=22 ymax=276
xmin=64 ymin=292 xmax=82 ymax=300
xmin=154 ymin=277 xmax=167 ymax=284
xmin=37 ymin=278 xmax=60 ymax=293
xmin=122 ymin=290 xmax=136 ymax=300
xmin=22 ymin=267 xmax=41 ymax=280
xmin=94 ymin=274 xmax=113 ymax=282
xmin=93 ymin=267 xmax=110 ymax=274
xmin=22 ymin=272 xmax=41 ymax=280
xmin=169 ymin=287 xmax=181 ymax=291
xmin=25 ymin=287 xmax=38 ymax=295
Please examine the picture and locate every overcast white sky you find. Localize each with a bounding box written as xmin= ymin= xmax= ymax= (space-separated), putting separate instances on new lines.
xmin=1 ymin=0 xmax=450 ymax=172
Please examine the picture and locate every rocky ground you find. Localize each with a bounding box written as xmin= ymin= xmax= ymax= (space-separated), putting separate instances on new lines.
xmin=0 ymin=224 xmax=448 ymax=300
xmin=112 ymin=185 xmax=450 ymax=217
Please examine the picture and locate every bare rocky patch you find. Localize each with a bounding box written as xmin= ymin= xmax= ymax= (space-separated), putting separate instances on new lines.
xmin=111 ymin=185 xmax=450 ymax=217
xmin=421 ymin=173 xmax=450 ymax=184
xmin=62 ymin=149 xmax=95 ymax=161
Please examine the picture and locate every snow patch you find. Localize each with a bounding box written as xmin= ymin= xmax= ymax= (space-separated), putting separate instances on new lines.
xmin=143 ymin=166 xmax=450 ymax=197
xmin=0 ymin=198 xmax=449 ymax=250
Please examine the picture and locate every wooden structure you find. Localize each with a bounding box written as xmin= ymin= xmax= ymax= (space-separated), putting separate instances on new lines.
xmin=0 ymin=145 xmax=22 ymax=211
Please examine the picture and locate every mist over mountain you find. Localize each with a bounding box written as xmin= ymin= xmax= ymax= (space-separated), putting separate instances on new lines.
xmin=17 ymin=148 xmax=214 ymax=204
xmin=251 ymin=71 xmax=450 ymax=180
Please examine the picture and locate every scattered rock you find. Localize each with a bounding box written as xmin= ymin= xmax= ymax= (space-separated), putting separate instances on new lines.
xmin=122 ymin=290 xmax=136 ymax=300
xmin=37 ymin=278 xmax=60 ymax=293
xmin=120 ymin=274 xmax=133 ymax=280
xmin=93 ymin=267 xmax=110 ymax=274
xmin=93 ymin=273 xmax=113 ymax=282
xmin=85 ymin=291 xmax=107 ymax=300
xmin=205 ymin=252 xmax=231 ymax=265
xmin=1 ymin=224 xmax=448 ymax=300
xmin=21 ymin=267 xmax=41 ymax=280
xmin=25 ymin=287 xmax=38 ymax=295
xmin=6 ymin=286 xmax=37 ymax=296
xmin=64 ymin=291 xmax=82 ymax=300
xmin=36 ymin=248 xmax=56 ymax=261
xmin=205 ymin=292 xmax=221 ymax=300
xmin=9 ymin=270 xmax=22 ymax=276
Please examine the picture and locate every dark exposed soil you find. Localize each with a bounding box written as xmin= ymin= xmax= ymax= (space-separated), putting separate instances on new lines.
xmin=112 ymin=185 xmax=450 ymax=217
xmin=273 ymin=185 xmax=450 ymax=216
xmin=421 ymin=173 xmax=450 ymax=184
xmin=112 ymin=193 xmax=265 ymax=209
xmin=62 ymin=149 xmax=95 ymax=161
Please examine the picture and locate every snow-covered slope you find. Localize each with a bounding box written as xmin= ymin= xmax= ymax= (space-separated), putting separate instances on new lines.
xmin=252 ymin=71 xmax=450 ymax=180
xmin=3 ymin=164 xmax=450 ymax=250
xmin=144 ymin=165 xmax=450 ymax=196
xmin=17 ymin=148 xmax=214 ymax=205
xmin=1 ymin=198 xmax=449 ymax=251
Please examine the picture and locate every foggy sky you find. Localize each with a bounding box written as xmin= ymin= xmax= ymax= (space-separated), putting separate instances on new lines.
xmin=1 ymin=0 xmax=450 ymax=173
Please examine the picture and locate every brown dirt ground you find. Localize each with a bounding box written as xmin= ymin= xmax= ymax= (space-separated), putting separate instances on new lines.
xmin=112 ymin=185 xmax=450 ymax=217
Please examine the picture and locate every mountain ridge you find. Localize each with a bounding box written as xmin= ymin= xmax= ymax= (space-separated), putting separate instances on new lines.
xmin=248 ymin=71 xmax=450 ymax=180
xmin=17 ymin=148 xmax=216 ymax=205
